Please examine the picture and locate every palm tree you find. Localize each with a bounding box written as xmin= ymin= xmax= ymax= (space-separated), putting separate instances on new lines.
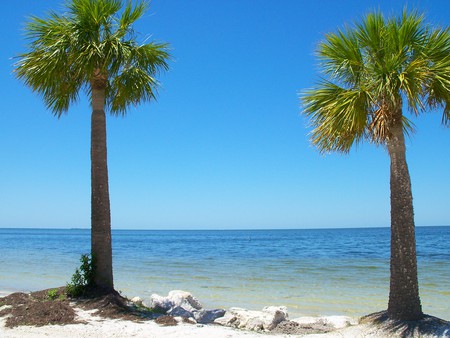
xmin=15 ymin=0 xmax=170 ymax=292
xmin=301 ymin=10 xmax=450 ymax=321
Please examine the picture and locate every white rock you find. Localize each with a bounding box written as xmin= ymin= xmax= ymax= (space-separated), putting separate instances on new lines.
xmin=292 ymin=315 xmax=357 ymax=329
xmin=323 ymin=315 xmax=358 ymax=328
xmin=150 ymin=290 xmax=202 ymax=313
xmin=150 ymin=293 xmax=174 ymax=312
xmin=215 ymin=306 xmax=289 ymax=331
xmin=214 ymin=311 xmax=236 ymax=326
xmin=292 ymin=316 xmax=318 ymax=325
xmin=168 ymin=306 xmax=194 ymax=318
xmin=194 ymin=309 xmax=226 ymax=324
xmin=167 ymin=290 xmax=203 ymax=311
xmin=131 ymin=296 xmax=143 ymax=306
xmin=263 ymin=306 xmax=289 ymax=323
xmin=150 ymin=290 xmax=224 ymax=324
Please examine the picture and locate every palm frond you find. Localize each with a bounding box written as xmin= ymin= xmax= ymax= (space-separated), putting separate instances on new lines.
xmin=301 ymin=9 xmax=450 ymax=154
xmin=301 ymin=81 xmax=370 ymax=153
xmin=442 ymin=106 xmax=450 ymax=126
xmin=131 ymin=43 xmax=170 ymax=74
xmin=355 ymin=11 xmax=386 ymax=58
xmin=319 ymin=27 xmax=363 ymax=86
xmin=116 ymin=1 xmax=148 ymax=39
xmin=422 ymin=28 xmax=450 ymax=123
xmin=105 ymin=41 xmax=169 ymax=115
xmin=108 ymin=67 xmax=159 ymax=115
xmin=15 ymin=14 xmax=84 ymax=116
xmin=398 ymin=58 xmax=428 ymax=114
xmin=15 ymin=0 xmax=170 ymax=117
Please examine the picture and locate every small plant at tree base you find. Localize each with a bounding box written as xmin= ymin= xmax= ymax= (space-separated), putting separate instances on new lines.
xmin=47 ymin=288 xmax=59 ymax=301
xmin=66 ymin=254 xmax=95 ymax=298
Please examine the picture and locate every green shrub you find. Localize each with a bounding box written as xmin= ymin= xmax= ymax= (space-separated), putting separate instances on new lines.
xmin=66 ymin=254 xmax=95 ymax=298
xmin=47 ymin=288 xmax=59 ymax=300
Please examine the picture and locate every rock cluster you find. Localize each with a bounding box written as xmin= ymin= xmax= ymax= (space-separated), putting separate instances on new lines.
xmin=134 ymin=290 xmax=357 ymax=334
xmin=148 ymin=290 xmax=226 ymax=324
xmin=214 ymin=306 xmax=288 ymax=331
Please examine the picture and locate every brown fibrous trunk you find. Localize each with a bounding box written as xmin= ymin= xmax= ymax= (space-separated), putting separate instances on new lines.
xmin=90 ymin=71 xmax=114 ymax=291
xmin=386 ymin=106 xmax=422 ymax=321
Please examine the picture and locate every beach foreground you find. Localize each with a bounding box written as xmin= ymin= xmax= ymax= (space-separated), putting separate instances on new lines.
xmin=2 ymin=309 xmax=449 ymax=338
xmin=1 ymin=289 xmax=449 ymax=338
xmin=0 ymin=313 xmax=375 ymax=338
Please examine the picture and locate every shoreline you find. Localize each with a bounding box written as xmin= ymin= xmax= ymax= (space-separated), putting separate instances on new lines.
xmin=0 ymin=288 xmax=355 ymax=337
xmin=0 ymin=284 xmax=382 ymax=320
xmin=1 ymin=288 xmax=450 ymax=338
xmin=0 ymin=288 xmax=363 ymax=320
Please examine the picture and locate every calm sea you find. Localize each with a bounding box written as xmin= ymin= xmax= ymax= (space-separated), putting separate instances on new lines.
xmin=0 ymin=227 xmax=448 ymax=320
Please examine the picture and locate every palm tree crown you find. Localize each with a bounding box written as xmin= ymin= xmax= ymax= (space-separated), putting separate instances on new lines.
xmin=302 ymin=10 xmax=450 ymax=153
xmin=15 ymin=0 xmax=169 ymax=116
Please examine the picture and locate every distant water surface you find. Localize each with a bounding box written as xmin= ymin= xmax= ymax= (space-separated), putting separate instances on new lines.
xmin=0 ymin=226 xmax=448 ymax=319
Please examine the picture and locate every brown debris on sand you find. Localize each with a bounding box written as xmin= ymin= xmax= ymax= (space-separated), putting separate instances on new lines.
xmin=271 ymin=319 xmax=335 ymax=335
xmin=155 ymin=315 xmax=179 ymax=326
xmin=0 ymin=288 xmax=78 ymax=328
xmin=0 ymin=287 xmax=156 ymax=328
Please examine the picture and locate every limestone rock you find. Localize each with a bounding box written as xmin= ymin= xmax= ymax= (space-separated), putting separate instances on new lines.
xmin=131 ymin=296 xmax=143 ymax=307
xmin=168 ymin=290 xmax=203 ymax=311
xmin=150 ymin=290 xmax=202 ymax=312
xmin=194 ymin=309 xmax=226 ymax=324
xmin=168 ymin=306 xmax=194 ymax=318
xmin=149 ymin=290 xmax=224 ymax=324
xmin=214 ymin=306 xmax=288 ymax=331
xmin=292 ymin=315 xmax=357 ymax=329
xmin=150 ymin=293 xmax=173 ymax=312
xmin=262 ymin=306 xmax=289 ymax=329
xmin=214 ymin=311 xmax=237 ymax=326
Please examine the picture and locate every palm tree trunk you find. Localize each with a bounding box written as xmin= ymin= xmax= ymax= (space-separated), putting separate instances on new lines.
xmin=386 ymin=112 xmax=422 ymax=320
xmin=90 ymin=80 xmax=114 ymax=291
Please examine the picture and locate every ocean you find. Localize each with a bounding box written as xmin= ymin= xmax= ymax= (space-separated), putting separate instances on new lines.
xmin=0 ymin=226 xmax=448 ymax=320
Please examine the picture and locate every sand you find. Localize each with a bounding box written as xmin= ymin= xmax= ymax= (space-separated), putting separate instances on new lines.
xmin=0 ymin=301 xmax=383 ymax=338
xmin=1 ymin=305 xmax=439 ymax=338
xmin=0 ymin=320 xmax=371 ymax=338
xmin=1 ymin=290 xmax=449 ymax=337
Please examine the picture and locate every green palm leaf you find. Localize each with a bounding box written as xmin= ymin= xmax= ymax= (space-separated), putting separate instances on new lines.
xmin=301 ymin=10 xmax=450 ymax=153
xmin=15 ymin=0 xmax=170 ymax=117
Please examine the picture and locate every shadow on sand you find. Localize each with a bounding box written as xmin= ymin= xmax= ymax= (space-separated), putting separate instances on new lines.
xmin=361 ymin=311 xmax=450 ymax=338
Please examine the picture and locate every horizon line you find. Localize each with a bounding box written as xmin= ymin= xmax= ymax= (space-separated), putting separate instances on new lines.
xmin=0 ymin=225 xmax=448 ymax=231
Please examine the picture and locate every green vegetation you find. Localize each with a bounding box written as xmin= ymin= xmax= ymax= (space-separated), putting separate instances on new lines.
xmin=14 ymin=0 xmax=170 ymax=291
xmin=46 ymin=288 xmax=66 ymax=301
xmin=66 ymin=254 xmax=95 ymax=298
xmin=47 ymin=289 xmax=59 ymax=301
xmin=301 ymin=10 xmax=450 ymax=321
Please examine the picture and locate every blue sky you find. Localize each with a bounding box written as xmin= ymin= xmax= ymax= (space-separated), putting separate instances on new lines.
xmin=0 ymin=0 xmax=449 ymax=230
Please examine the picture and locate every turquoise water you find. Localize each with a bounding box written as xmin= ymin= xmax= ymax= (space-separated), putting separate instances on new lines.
xmin=0 ymin=227 xmax=448 ymax=319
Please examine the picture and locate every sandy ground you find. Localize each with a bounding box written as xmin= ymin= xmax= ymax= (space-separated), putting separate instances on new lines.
xmin=2 ymin=310 xmax=449 ymax=337
xmin=0 ymin=305 xmax=416 ymax=338
xmin=1 ymin=290 xmax=449 ymax=337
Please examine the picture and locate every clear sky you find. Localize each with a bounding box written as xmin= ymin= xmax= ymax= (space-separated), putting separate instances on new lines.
xmin=0 ymin=0 xmax=449 ymax=230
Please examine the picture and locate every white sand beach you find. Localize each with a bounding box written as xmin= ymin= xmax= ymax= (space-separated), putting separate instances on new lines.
xmin=0 ymin=310 xmax=372 ymax=338
xmin=1 ymin=288 xmax=449 ymax=338
xmin=2 ymin=304 xmax=449 ymax=338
